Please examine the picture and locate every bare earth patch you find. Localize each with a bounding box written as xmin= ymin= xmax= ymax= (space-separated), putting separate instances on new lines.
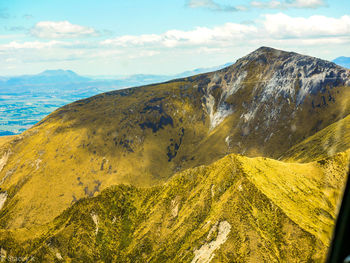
xmin=192 ymin=221 xmax=231 ymax=263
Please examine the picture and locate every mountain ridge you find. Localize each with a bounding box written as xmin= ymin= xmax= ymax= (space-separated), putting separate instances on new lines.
xmin=3 ymin=69 xmax=91 ymax=86
xmin=1 ymin=46 xmax=350 ymax=228
xmin=0 ymin=46 xmax=349 ymax=262
xmin=0 ymin=149 xmax=348 ymax=262
xmin=0 ymin=64 xmax=234 ymax=136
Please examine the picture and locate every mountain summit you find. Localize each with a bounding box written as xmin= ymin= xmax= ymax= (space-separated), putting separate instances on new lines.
xmin=5 ymin=69 xmax=90 ymax=86
xmin=38 ymin=69 xmax=83 ymax=78
xmin=0 ymin=47 xmax=350 ymax=262
xmin=194 ymin=46 xmax=350 ymax=154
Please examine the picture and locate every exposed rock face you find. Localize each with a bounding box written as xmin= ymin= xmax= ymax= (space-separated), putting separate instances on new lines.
xmin=0 ymin=151 xmax=10 ymax=174
xmin=91 ymin=212 xmax=99 ymax=235
xmin=191 ymin=221 xmax=231 ymax=263
xmin=204 ymin=47 xmax=350 ymax=125
xmin=238 ymin=47 xmax=349 ymax=102
xmin=0 ymin=192 xmax=7 ymax=211
xmin=198 ymin=46 xmax=350 ymax=157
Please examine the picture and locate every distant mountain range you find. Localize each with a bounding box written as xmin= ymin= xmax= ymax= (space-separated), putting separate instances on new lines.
xmin=333 ymin=56 xmax=350 ymax=69
xmin=1 ymin=55 xmax=348 ymax=136
xmin=0 ymin=63 xmax=232 ymax=135
xmin=1 ymin=62 xmax=233 ymax=91
xmin=1 ymin=69 xmax=90 ymax=86
xmin=86 ymin=62 xmax=233 ymax=82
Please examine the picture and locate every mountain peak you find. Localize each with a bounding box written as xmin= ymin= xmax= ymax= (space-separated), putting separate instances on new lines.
xmin=242 ymin=47 xmax=344 ymax=71
xmin=240 ymin=46 xmax=293 ymax=63
xmin=233 ymin=47 xmax=349 ymax=84
xmin=38 ymin=69 xmax=78 ymax=77
xmin=33 ymin=69 xmax=90 ymax=83
xmin=200 ymin=47 xmax=350 ymax=132
xmin=254 ymin=46 xmax=281 ymax=53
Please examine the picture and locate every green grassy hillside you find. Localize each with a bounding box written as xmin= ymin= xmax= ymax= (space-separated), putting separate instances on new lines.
xmin=0 ymin=151 xmax=348 ymax=262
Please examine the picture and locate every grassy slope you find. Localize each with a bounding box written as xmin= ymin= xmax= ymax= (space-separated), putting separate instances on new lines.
xmin=0 ymin=151 xmax=348 ymax=262
xmin=283 ymin=113 xmax=350 ymax=162
xmin=1 ymin=69 xmax=349 ymax=230
xmin=0 ymin=80 xmax=212 ymax=229
xmin=0 ymin=136 xmax=15 ymax=147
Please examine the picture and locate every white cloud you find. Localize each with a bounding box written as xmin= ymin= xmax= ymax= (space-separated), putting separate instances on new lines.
xmin=290 ymin=0 xmax=326 ymax=8
xmin=127 ymin=50 xmax=160 ymax=59
xmin=102 ymin=23 xmax=257 ymax=48
xmin=4 ymin=14 xmax=350 ymax=53
xmin=30 ymin=21 xmax=97 ymax=39
xmin=102 ymin=34 xmax=162 ymax=47
xmin=0 ymin=40 xmax=64 ymax=50
xmin=101 ymin=14 xmax=350 ymax=49
xmin=251 ymin=0 xmax=326 ymax=9
xmin=263 ymin=13 xmax=350 ymax=38
xmin=0 ymin=34 xmax=25 ymax=40
xmin=185 ymin=0 xmax=244 ymax=12
xmin=2 ymin=13 xmax=350 ymax=75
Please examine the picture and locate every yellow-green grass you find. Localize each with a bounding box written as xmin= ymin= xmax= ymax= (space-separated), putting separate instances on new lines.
xmin=1 ymin=150 xmax=348 ymax=262
xmin=1 ymin=75 xmax=350 ymax=231
xmin=283 ymin=113 xmax=350 ymax=162
xmin=0 ymin=136 xmax=15 ymax=148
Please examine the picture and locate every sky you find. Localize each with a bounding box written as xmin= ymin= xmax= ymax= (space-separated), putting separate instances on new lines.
xmin=0 ymin=0 xmax=349 ymax=76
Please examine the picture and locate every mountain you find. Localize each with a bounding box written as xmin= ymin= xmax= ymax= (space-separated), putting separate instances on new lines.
xmin=88 ymin=63 xmax=233 ymax=82
xmin=174 ymin=62 xmax=233 ymax=78
xmin=0 ymin=69 xmax=125 ymax=135
xmin=0 ymin=47 xmax=350 ymax=262
xmin=3 ymin=69 xmax=91 ymax=87
xmin=1 ymin=64 xmax=233 ymax=91
xmin=0 ymin=65 xmax=232 ymax=135
xmin=333 ymin=56 xmax=350 ymax=69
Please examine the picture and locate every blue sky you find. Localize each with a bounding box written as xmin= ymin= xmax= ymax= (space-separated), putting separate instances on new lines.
xmin=0 ymin=0 xmax=349 ymax=76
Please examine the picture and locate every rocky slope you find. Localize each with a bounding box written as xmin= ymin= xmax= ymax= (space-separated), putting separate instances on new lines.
xmin=201 ymin=47 xmax=350 ymax=157
xmin=0 ymin=47 xmax=350 ymax=262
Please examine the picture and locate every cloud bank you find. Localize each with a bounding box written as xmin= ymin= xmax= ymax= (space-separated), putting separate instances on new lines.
xmin=1 ymin=13 xmax=349 ymax=75
xmin=30 ymin=21 xmax=97 ymax=39
xmin=101 ymin=14 xmax=350 ymax=48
